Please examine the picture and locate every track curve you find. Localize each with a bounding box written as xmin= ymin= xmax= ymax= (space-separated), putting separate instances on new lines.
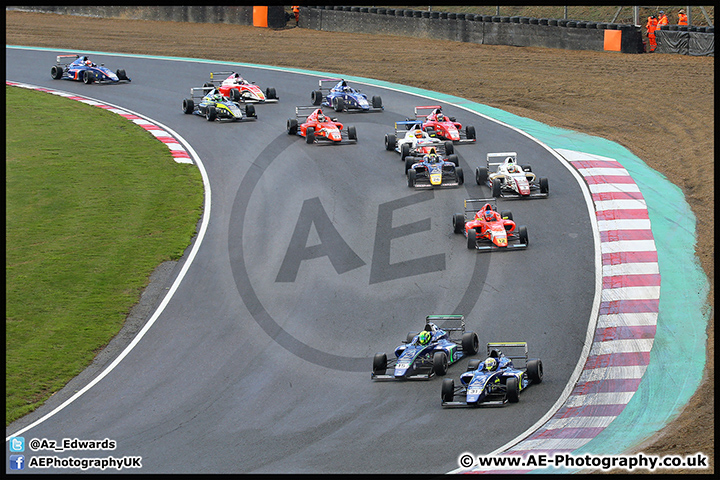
xmin=6 ymin=47 xmax=596 ymax=473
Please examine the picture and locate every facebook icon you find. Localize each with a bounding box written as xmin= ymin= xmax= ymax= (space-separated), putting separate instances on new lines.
xmin=9 ymin=454 xmax=25 ymax=470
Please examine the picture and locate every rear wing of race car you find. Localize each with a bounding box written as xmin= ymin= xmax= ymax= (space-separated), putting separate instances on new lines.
xmin=424 ymin=315 xmax=465 ymax=342
xmin=189 ymin=86 xmax=215 ymax=100
xmin=208 ymin=71 xmax=234 ymax=85
xmin=487 ymin=342 xmax=529 ymax=368
xmin=462 ymin=198 xmax=498 ymax=221
xmin=394 ymin=120 xmax=432 ymax=135
xmin=487 ymin=152 xmax=517 ymax=168
xmin=318 ymin=78 xmax=344 ymax=93
xmin=414 ymin=105 xmax=443 ymax=119
xmin=56 ymin=54 xmax=79 ymax=65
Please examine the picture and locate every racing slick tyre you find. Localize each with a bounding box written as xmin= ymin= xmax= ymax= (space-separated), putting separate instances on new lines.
xmin=266 ymin=87 xmax=277 ymax=100
xmin=245 ymin=104 xmax=257 ymax=118
xmin=467 ymin=359 xmax=482 ymax=371
xmin=51 ymin=65 xmax=63 ymax=80
xmin=540 ymin=177 xmax=549 ymax=194
xmin=441 ymin=378 xmax=455 ymax=403
xmin=500 ymin=210 xmax=513 ymax=221
xmin=306 ymin=127 xmax=315 ymax=144
xmin=444 ymin=141 xmax=454 ymax=155
xmin=311 ymin=90 xmax=323 ymax=106
xmin=518 ymin=226 xmax=529 ymax=245
xmin=347 ymin=125 xmax=357 ymax=141
xmin=475 ymin=167 xmax=489 ymax=185
xmin=82 ymin=70 xmax=94 ymax=84
xmin=116 ymin=69 xmax=128 ymax=81
xmin=333 ymin=97 xmax=346 ymax=112
xmin=384 ymin=134 xmax=396 ymax=151
xmin=527 ymin=359 xmax=543 ymax=384
xmin=456 ymin=167 xmax=464 ymax=185
xmin=521 ymin=165 xmax=533 ymax=172
xmin=372 ymin=95 xmax=383 ymax=109
xmin=182 ymin=98 xmax=194 ymax=114
xmin=492 ymin=178 xmax=502 ymax=198
xmin=406 ymin=332 xmax=419 ymax=343
xmin=287 ymin=118 xmax=298 ymax=135
xmin=230 ymin=89 xmax=241 ymax=102
xmin=372 ymin=353 xmax=388 ymax=375
xmin=203 ymin=82 xmax=214 ymax=89
xmin=206 ymin=106 xmax=217 ymax=122
xmin=400 ymin=143 xmax=410 ymax=162
xmin=506 ymin=377 xmax=520 ymax=403
xmin=407 ymin=169 xmax=417 ymax=188
xmin=404 ymin=157 xmax=415 ymax=174
xmin=425 ymin=127 xmax=435 ymax=137
xmin=448 ymin=154 xmax=460 ymax=166
xmin=467 ymin=229 xmax=477 ymax=250
xmin=432 ymin=351 xmax=449 ymax=376
xmin=462 ymin=332 xmax=480 ymax=355
xmin=466 ymin=125 xmax=477 ymax=140
xmin=452 ymin=214 xmax=465 ymax=234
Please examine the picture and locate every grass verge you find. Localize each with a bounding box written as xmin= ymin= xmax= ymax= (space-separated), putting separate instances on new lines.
xmin=5 ymin=85 xmax=203 ymax=425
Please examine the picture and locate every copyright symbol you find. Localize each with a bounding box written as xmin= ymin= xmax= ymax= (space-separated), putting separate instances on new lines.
xmin=459 ymin=453 xmax=475 ymax=468
xmin=29 ymin=438 xmax=40 ymax=450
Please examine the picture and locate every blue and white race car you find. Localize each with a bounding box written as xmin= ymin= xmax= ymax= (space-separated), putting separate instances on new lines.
xmin=441 ymin=342 xmax=543 ymax=407
xmin=372 ymin=315 xmax=479 ymax=380
xmin=50 ymin=55 xmax=130 ymax=84
xmin=311 ymin=78 xmax=383 ymax=112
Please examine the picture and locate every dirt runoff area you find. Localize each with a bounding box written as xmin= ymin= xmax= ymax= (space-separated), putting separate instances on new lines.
xmin=5 ymin=10 xmax=713 ymax=473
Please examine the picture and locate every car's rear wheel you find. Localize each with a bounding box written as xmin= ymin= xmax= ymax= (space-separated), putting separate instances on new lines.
xmin=404 ymin=157 xmax=415 ymax=174
xmin=444 ymin=141 xmax=454 ymax=155
xmin=506 ymin=377 xmax=520 ymax=403
xmin=441 ymin=378 xmax=455 ymax=403
xmin=347 ymin=125 xmax=357 ymax=141
xmin=456 ymin=167 xmax=464 ymax=185
xmin=372 ymin=353 xmax=387 ymax=375
xmin=448 ymin=154 xmax=460 ymax=166
xmin=384 ymin=134 xmax=396 ymax=151
xmin=311 ymin=90 xmax=322 ymax=105
xmin=372 ymin=95 xmax=383 ymax=109
xmin=287 ymin=118 xmax=298 ymax=134
xmin=230 ymin=89 xmax=241 ymax=102
xmin=527 ymin=359 xmax=543 ymax=384
xmin=400 ymin=143 xmax=410 ymax=161
xmin=518 ymin=226 xmax=529 ymax=245
xmin=182 ymin=98 xmax=194 ymax=114
xmin=466 ymin=125 xmax=477 ymax=140
xmin=306 ymin=127 xmax=315 ymax=144
xmin=540 ymin=177 xmax=549 ymax=194
xmin=453 ymin=213 xmax=465 ymax=234
xmin=467 ymin=359 xmax=482 ymax=371
xmin=462 ymin=332 xmax=479 ymax=355
xmin=406 ymin=332 xmax=418 ymax=343
xmin=116 ymin=69 xmax=127 ymax=80
xmin=433 ymin=351 xmax=449 ymax=376
xmin=245 ymin=104 xmax=256 ymax=118
xmin=467 ymin=229 xmax=477 ymax=250
xmin=266 ymin=87 xmax=277 ymax=99
xmin=500 ymin=210 xmax=513 ymax=221
xmin=51 ymin=65 xmax=63 ymax=80
xmin=476 ymin=167 xmax=488 ymax=185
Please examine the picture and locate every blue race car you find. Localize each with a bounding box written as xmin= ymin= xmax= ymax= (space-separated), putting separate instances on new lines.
xmin=441 ymin=342 xmax=543 ymax=407
xmin=372 ymin=315 xmax=479 ymax=380
xmin=311 ymin=78 xmax=383 ymax=112
xmin=405 ymin=148 xmax=464 ymax=188
xmin=50 ymin=54 xmax=130 ymax=84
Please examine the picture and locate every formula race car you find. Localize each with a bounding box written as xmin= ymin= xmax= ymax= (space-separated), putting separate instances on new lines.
xmin=287 ymin=107 xmax=358 ymax=144
xmin=405 ymin=149 xmax=464 ymax=188
xmin=441 ymin=342 xmax=543 ymax=407
xmin=453 ymin=198 xmax=528 ymax=251
xmin=385 ymin=121 xmax=455 ymax=161
xmin=206 ymin=71 xmax=278 ymax=103
xmin=311 ymin=78 xmax=383 ymax=112
xmin=182 ymin=86 xmax=257 ymax=122
xmin=372 ymin=315 xmax=479 ymax=381
xmin=50 ymin=54 xmax=130 ymax=84
xmin=411 ymin=105 xmax=476 ymax=143
xmin=476 ymin=152 xmax=549 ymax=198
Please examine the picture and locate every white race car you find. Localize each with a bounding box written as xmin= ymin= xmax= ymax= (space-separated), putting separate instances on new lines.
xmin=384 ymin=121 xmax=454 ymax=161
xmin=475 ymin=152 xmax=549 ymax=198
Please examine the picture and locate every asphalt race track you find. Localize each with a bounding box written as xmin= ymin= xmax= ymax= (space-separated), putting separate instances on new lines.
xmin=6 ymin=47 xmax=596 ymax=474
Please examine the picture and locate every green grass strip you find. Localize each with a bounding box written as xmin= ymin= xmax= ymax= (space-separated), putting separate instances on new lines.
xmin=5 ymin=85 xmax=203 ymax=425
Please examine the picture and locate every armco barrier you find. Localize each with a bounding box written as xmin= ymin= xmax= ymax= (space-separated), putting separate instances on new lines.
xmin=301 ymin=6 xmax=645 ymax=53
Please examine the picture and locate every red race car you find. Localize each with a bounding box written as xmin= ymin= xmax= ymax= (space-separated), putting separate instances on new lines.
xmin=206 ymin=71 xmax=278 ymax=103
xmin=453 ymin=199 xmax=528 ymax=252
xmin=412 ymin=105 xmax=476 ymax=144
xmin=287 ymin=107 xmax=357 ymax=144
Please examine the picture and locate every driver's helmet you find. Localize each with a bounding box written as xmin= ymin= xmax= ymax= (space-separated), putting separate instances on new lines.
xmin=484 ymin=357 xmax=498 ymax=371
xmin=213 ymin=94 xmax=223 ymax=102
xmin=317 ymin=113 xmax=326 ymax=122
xmin=428 ymin=154 xmax=439 ymax=163
xmin=436 ymin=114 xmax=445 ymax=122
xmin=484 ymin=210 xmax=495 ymax=221
xmin=83 ymin=56 xmax=92 ymax=66
xmin=417 ymin=330 xmax=432 ymax=346
xmin=414 ymin=129 xmax=423 ymax=138
xmin=507 ymin=164 xmax=518 ymax=173
xmin=423 ymin=155 xmax=430 ymax=163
